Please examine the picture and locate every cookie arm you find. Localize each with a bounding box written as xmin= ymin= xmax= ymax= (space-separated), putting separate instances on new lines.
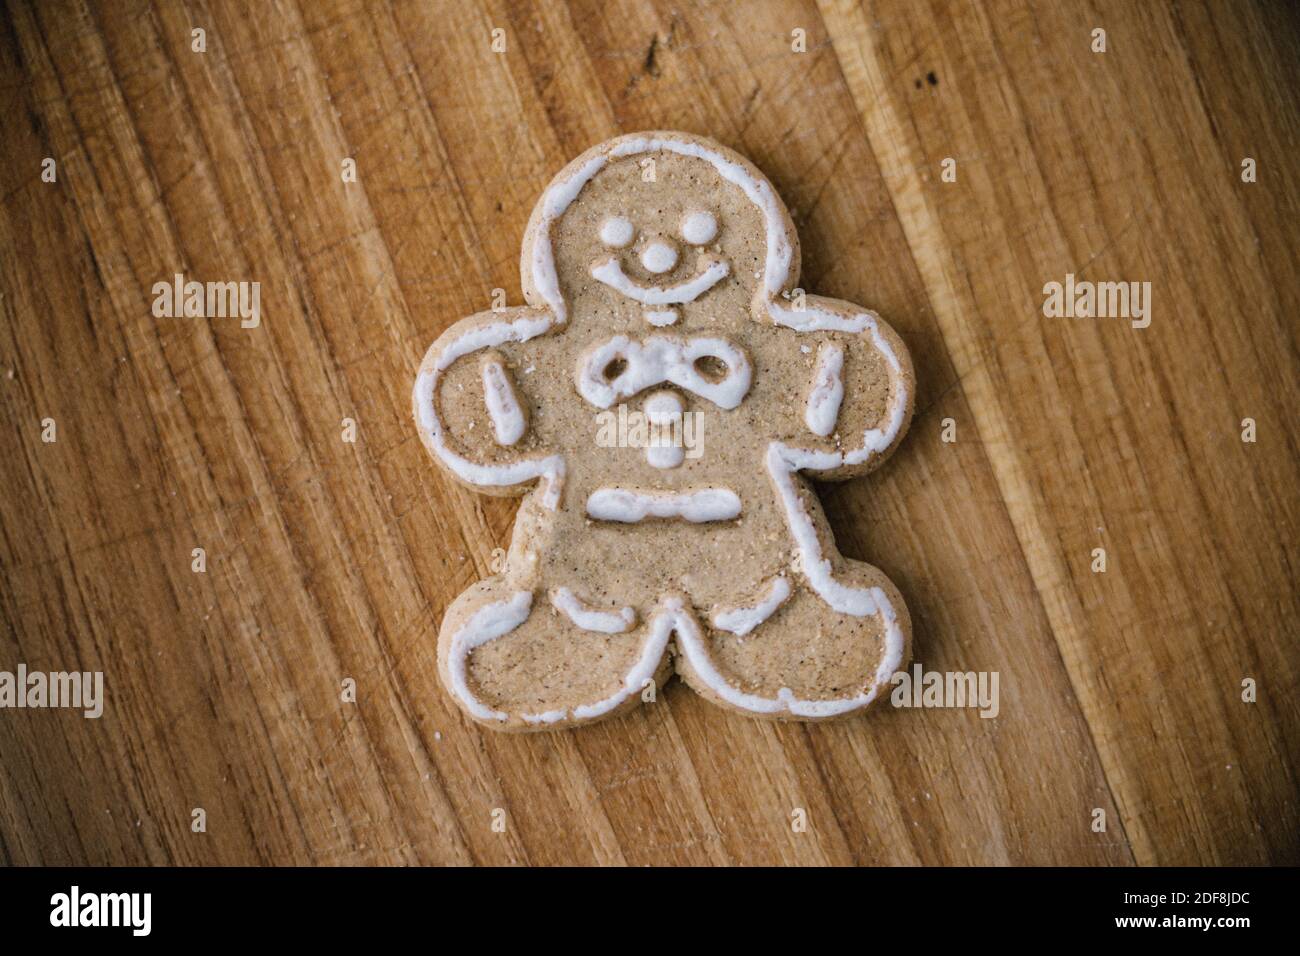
xmin=767 ymin=294 xmax=914 ymax=481
xmin=412 ymin=307 xmax=567 ymax=509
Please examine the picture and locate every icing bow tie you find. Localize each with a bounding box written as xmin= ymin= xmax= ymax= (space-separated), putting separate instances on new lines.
xmin=576 ymin=335 xmax=753 ymax=409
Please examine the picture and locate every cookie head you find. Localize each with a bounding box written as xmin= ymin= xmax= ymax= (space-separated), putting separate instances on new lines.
xmin=523 ymin=133 xmax=800 ymax=335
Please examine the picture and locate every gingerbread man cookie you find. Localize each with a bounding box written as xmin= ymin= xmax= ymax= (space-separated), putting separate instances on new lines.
xmin=413 ymin=132 xmax=914 ymax=731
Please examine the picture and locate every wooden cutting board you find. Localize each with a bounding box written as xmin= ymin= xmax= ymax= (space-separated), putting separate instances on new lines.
xmin=1 ymin=0 xmax=1295 ymax=865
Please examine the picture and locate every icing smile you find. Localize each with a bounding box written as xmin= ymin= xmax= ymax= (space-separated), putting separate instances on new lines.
xmin=590 ymin=254 xmax=730 ymax=305
xmin=586 ymin=487 xmax=741 ymax=523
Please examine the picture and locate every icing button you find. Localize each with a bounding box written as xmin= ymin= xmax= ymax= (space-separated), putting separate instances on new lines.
xmin=644 ymin=390 xmax=685 ymax=470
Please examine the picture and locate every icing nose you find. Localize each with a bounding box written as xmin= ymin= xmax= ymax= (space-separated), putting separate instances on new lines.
xmin=640 ymin=240 xmax=678 ymax=274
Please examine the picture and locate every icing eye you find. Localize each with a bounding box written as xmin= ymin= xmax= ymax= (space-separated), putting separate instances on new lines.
xmin=599 ymin=216 xmax=635 ymax=248
xmin=680 ymin=210 xmax=718 ymax=245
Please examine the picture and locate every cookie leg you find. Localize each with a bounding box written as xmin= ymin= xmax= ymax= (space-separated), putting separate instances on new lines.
xmin=675 ymin=565 xmax=911 ymax=721
xmin=437 ymin=578 xmax=672 ymax=731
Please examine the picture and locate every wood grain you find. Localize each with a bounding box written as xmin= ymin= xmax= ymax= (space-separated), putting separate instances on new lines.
xmin=0 ymin=0 xmax=1295 ymax=866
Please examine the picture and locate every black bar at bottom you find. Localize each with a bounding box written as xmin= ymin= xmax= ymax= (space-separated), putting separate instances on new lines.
xmin=0 ymin=865 xmax=1282 ymax=942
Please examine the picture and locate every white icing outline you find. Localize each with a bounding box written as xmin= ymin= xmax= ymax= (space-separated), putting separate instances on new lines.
xmin=446 ymin=590 xmax=532 ymax=723
xmin=449 ymin=587 xmax=897 ymax=723
xmin=549 ymin=586 xmax=635 ymax=634
xmin=711 ymin=575 xmax=792 ymax=636
xmin=413 ymin=312 xmax=566 ymax=509
xmin=446 ymin=589 xmax=670 ymax=725
xmin=481 ymin=356 xmax=526 ymax=446
xmin=644 ymin=308 xmax=678 ymax=327
xmin=586 ymin=487 xmax=741 ymax=523
xmin=590 ymin=255 xmax=729 ymax=305
xmin=567 ymin=600 xmax=675 ymax=721
xmin=805 ymin=342 xmax=845 ymax=438
xmin=675 ymin=596 xmax=897 ymax=718
xmin=767 ymin=443 xmax=879 ymax=616
xmin=575 ymin=334 xmax=751 ymax=410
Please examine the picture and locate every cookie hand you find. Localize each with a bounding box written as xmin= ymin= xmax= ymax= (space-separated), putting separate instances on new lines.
xmin=768 ymin=293 xmax=914 ymax=482
xmin=412 ymin=307 xmax=567 ymax=508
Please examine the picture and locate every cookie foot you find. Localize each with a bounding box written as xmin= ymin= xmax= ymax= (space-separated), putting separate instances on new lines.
xmin=675 ymin=567 xmax=910 ymax=721
xmin=437 ymin=579 xmax=671 ymax=731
